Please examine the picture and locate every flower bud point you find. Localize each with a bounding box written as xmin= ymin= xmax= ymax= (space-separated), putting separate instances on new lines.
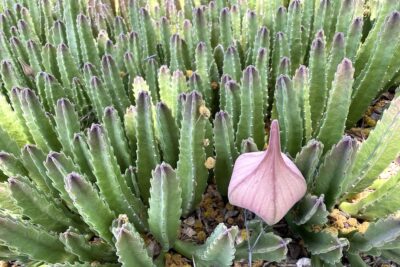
xmin=228 ymin=120 xmax=307 ymax=225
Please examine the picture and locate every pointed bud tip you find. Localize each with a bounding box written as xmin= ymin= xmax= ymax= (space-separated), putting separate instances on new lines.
xmin=221 ymin=7 xmax=229 ymax=16
xmin=17 ymin=19 xmax=27 ymax=28
xmin=126 ymin=166 xmax=135 ymax=174
xmin=102 ymin=54 xmax=114 ymax=64
xmin=58 ymin=43 xmax=68 ymax=51
xmin=7 ymin=177 xmax=18 ymax=186
xmin=257 ymin=47 xmax=267 ymax=57
xmin=309 ymin=140 xmax=323 ymax=149
xmin=178 ymin=93 xmax=187 ymax=102
xmin=315 ymin=30 xmax=325 ymax=38
xmin=10 ymin=36 xmax=20 ymax=44
xmin=276 ymin=32 xmax=285 ymax=40
xmin=336 ymin=58 xmax=354 ymax=78
xmin=289 ymin=0 xmax=300 ymax=9
xmin=195 ymin=7 xmax=203 ymax=16
xmin=277 ymin=6 xmax=287 ymax=14
xmin=390 ymin=11 xmax=400 ymax=22
xmin=189 ymin=71 xmax=200 ymax=80
xmin=183 ymin=19 xmax=191 ymax=28
xmin=77 ymin=13 xmax=87 ymax=23
xmin=190 ymin=90 xmax=202 ymax=98
xmin=62 ymin=231 xmax=74 ymax=238
xmin=21 ymin=88 xmax=36 ymax=98
xmin=312 ymin=38 xmax=324 ymax=52
xmin=221 ymin=74 xmax=232 ymax=83
xmin=226 ymin=80 xmax=239 ymax=91
xmin=280 ymin=57 xmax=290 ymax=65
xmin=37 ymin=71 xmax=47 ymax=78
xmin=137 ymin=90 xmax=150 ymax=99
xmin=22 ymin=144 xmax=37 ymax=153
xmin=173 ymin=70 xmax=184 ymax=78
xmin=47 ymin=151 xmax=61 ymax=161
xmin=386 ymin=12 xmax=400 ymax=29
xmin=66 ymin=172 xmax=82 ymax=184
xmin=126 ymin=105 xmax=136 ymax=114
xmin=242 ymin=138 xmax=256 ymax=148
xmin=0 ymin=152 xmax=9 ymax=160
xmin=216 ymin=110 xmax=228 ymax=120
xmin=117 ymin=33 xmax=127 ymax=41
xmin=340 ymin=58 xmax=353 ymax=69
xmin=43 ymin=43 xmax=55 ymax=50
xmin=115 ymin=15 xmax=124 ymax=22
xmin=259 ymin=26 xmax=268 ymax=34
xmin=353 ymin=17 xmax=363 ymax=27
xmin=57 ymin=98 xmax=71 ymax=108
xmin=45 ymin=73 xmax=56 ymax=82
xmin=128 ymin=30 xmax=138 ymax=38
xmin=341 ymin=135 xmax=354 ymax=146
xmin=161 ymin=16 xmax=168 ymax=23
xmin=268 ymin=120 xmax=281 ymax=151
xmin=139 ymin=6 xmax=148 ymax=13
xmin=83 ymin=63 xmax=95 ymax=71
xmin=1 ymin=60 xmax=12 ymax=68
xmin=276 ymin=75 xmax=291 ymax=87
xmin=159 ymin=65 xmax=169 ymax=73
xmin=226 ymin=45 xmax=237 ymax=53
xmin=89 ymin=124 xmax=102 ymax=134
xmin=171 ymin=33 xmax=181 ymax=42
xmin=73 ymin=133 xmax=83 ymax=141
xmin=97 ymin=30 xmax=108 ymax=39
xmin=90 ymin=76 xmax=101 ymax=86
xmin=54 ymin=20 xmax=63 ymax=27
xmin=296 ymin=65 xmax=308 ymax=77
xmin=158 ymin=162 xmax=173 ymax=173
xmin=196 ymin=42 xmax=206 ymax=51
xmin=247 ymin=10 xmax=256 ymax=18
xmin=244 ymin=65 xmax=257 ymax=76
xmin=124 ymin=51 xmax=133 ymax=60
xmin=104 ymin=106 xmax=116 ymax=116
xmin=156 ymin=101 xmax=167 ymax=109
xmin=26 ymin=39 xmax=36 ymax=48
xmin=11 ymin=87 xmax=21 ymax=95
xmin=333 ymin=32 xmax=345 ymax=45
xmin=14 ymin=3 xmax=22 ymax=10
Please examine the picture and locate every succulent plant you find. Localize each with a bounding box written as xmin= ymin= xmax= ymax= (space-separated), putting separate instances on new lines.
xmin=0 ymin=0 xmax=399 ymax=266
xmin=286 ymin=94 xmax=400 ymax=265
xmin=0 ymin=89 xmax=239 ymax=266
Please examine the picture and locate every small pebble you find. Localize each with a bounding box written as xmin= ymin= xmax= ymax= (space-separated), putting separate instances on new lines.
xmin=296 ymin=257 xmax=311 ymax=267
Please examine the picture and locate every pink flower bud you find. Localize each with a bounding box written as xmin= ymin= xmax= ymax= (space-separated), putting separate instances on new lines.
xmin=228 ymin=120 xmax=307 ymax=225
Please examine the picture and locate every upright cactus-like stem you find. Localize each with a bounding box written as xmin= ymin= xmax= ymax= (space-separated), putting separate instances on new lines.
xmin=148 ymin=163 xmax=182 ymax=250
xmin=155 ymin=102 xmax=180 ymax=168
xmin=177 ymin=91 xmax=209 ymax=216
xmin=308 ymin=36 xmax=327 ymax=133
xmin=235 ymin=66 xmax=265 ymax=150
xmin=214 ymin=111 xmax=238 ymax=196
xmin=317 ymin=59 xmax=354 ymax=151
xmin=287 ymin=0 xmax=303 ymax=75
xmin=54 ymin=98 xmax=80 ymax=158
xmin=347 ymin=11 xmax=400 ymax=127
xmin=274 ymin=75 xmax=302 ymax=156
